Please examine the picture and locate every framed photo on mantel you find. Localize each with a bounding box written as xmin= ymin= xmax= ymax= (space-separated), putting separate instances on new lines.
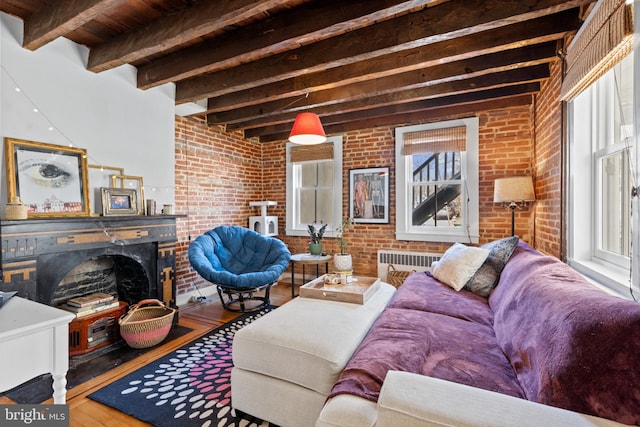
xmin=88 ymin=164 xmax=124 ymax=216
xmin=4 ymin=137 xmax=90 ymax=217
xmin=101 ymin=187 xmax=138 ymax=216
xmin=111 ymin=174 xmax=144 ymax=215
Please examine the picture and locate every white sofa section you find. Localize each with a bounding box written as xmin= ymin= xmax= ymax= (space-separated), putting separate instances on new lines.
xmin=317 ymin=371 xmax=629 ymax=427
xmin=231 ymin=282 xmax=396 ymax=427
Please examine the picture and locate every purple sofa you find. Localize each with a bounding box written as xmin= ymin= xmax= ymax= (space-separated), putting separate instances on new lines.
xmin=319 ymin=241 xmax=640 ymax=426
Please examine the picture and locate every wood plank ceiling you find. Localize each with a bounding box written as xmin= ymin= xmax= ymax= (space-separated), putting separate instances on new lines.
xmin=1 ymin=0 xmax=596 ymax=142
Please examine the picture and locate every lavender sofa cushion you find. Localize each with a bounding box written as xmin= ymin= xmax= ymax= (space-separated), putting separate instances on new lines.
xmin=328 ymin=307 xmax=525 ymax=402
xmin=490 ymin=241 xmax=640 ymax=425
xmin=388 ymin=272 xmax=494 ymax=327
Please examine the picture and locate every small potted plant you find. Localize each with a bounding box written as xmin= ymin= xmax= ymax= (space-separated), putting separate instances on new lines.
xmin=307 ymin=222 xmax=327 ymax=255
xmin=334 ymin=217 xmax=354 ymax=272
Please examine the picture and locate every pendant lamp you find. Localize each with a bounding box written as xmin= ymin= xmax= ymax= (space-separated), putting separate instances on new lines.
xmin=288 ymin=112 xmax=326 ymax=145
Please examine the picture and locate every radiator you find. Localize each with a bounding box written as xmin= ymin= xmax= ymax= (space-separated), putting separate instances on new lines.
xmin=377 ymin=250 xmax=442 ymax=281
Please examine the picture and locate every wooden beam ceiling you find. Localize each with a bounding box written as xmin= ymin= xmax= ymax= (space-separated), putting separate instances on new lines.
xmin=0 ymin=0 xmax=596 ymax=142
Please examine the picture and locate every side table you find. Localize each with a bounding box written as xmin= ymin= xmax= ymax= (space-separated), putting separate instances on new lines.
xmin=0 ymin=297 xmax=75 ymax=404
xmin=290 ymin=253 xmax=332 ymax=298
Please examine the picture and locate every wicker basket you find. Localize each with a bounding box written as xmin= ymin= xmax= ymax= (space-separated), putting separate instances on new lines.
xmin=119 ymin=299 xmax=175 ymax=349
xmin=386 ymin=264 xmax=415 ymax=288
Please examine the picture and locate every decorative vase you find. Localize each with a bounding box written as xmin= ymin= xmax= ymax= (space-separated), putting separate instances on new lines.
xmin=334 ymin=253 xmax=353 ymax=272
xmin=309 ymin=242 xmax=323 ymax=255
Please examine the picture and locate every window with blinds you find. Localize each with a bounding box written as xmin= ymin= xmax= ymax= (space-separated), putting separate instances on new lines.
xmin=286 ymin=137 xmax=343 ymax=237
xmin=395 ymin=117 xmax=479 ymax=243
xmin=566 ymin=45 xmax=636 ymax=295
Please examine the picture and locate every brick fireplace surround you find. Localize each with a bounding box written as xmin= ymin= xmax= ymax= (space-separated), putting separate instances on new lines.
xmin=0 ymin=216 xmax=178 ymax=311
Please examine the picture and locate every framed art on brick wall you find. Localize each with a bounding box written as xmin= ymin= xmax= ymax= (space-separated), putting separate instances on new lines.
xmin=349 ymin=167 xmax=389 ymax=224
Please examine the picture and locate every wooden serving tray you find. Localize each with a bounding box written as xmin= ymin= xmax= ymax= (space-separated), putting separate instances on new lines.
xmin=300 ymin=275 xmax=381 ymax=304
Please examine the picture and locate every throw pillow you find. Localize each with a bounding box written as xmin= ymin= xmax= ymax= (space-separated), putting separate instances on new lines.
xmin=431 ymin=243 xmax=490 ymax=291
xmin=464 ymin=236 xmax=519 ymax=297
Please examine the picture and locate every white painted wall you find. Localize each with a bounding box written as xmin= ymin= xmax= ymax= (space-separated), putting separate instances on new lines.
xmin=0 ymin=12 xmax=176 ymax=215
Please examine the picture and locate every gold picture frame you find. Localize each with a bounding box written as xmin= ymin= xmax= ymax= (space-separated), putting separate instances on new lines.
xmin=88 ymin=164 xmax=124 ymax=216
xmin=111 ymin=174 xmax=145 ymax=215
xmin=101 ymin=187 xmax=138 ymax=216
xmin=4 ymin=137 xmax=90 ymax=217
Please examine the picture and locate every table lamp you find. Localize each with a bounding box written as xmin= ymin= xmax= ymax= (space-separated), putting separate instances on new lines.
xmin=494 ymin=176 xmax=535 ymax=236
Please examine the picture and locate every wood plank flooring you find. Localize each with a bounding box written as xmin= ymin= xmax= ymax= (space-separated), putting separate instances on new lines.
xmin=0 ymin=282 xmax=296 ymax=427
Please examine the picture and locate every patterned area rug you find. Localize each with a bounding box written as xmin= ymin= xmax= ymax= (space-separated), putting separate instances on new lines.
xmin=2 ymin=324 xmax=192 ymax=404
xmin=88 ymin=307 xmax=275 ymax=427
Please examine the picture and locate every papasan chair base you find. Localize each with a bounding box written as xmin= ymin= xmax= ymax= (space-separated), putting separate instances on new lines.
xmin=216 ymin=282 xmax=273 ymax=312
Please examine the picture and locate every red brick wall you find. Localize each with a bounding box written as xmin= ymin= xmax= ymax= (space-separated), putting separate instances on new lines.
xmin=174 ymin=116 xmax=263 ymax=296
xmin=174 ymin=82 xmax=562 ymax=295
xmin=261 ymin=107 xmax=536 ymax=278
xmin=478 ymin=106 xmax=535 ymax=243
xmin=533 ymin=59 xmax=564 ymax=257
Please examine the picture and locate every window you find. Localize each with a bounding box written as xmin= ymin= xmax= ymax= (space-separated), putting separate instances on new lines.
xmin=286 ymin=136 xmax=343 ymax=237
xmin=395 ymin=117 xmax=479 ymax=243
xmin=568 ymin=53 xmax=636 ymax=294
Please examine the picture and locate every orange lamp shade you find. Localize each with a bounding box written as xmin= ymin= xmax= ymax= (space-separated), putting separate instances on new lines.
xmin=288 ymin=112 xmax=327 ymax=145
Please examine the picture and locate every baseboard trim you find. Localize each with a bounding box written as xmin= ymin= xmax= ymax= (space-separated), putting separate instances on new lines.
xmin=176 ymin=284 xmax=218 ymax=307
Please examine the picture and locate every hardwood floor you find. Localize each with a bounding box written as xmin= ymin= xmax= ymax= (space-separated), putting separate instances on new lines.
xmin=0 ymin=282 xmax=296 ymax=427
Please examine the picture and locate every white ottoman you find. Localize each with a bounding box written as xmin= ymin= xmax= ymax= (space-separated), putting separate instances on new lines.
xmin=231 ymin=282 xmax=396 ymax=427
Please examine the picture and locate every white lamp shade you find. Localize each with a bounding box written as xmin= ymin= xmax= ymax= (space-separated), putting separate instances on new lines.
xmin=494 ymin=176 xmax=535 ymax=203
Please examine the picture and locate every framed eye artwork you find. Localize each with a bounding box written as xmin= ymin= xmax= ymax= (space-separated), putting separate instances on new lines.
xmin=4 ymin=137 xmax=90 ymax=217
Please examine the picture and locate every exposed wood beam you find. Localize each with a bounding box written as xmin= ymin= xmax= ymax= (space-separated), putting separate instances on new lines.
xmin=177 ymin=0 xmax=590 ymax=103
xmin=218 ymin=64 xmax=550 ymax=130
xmin=258 ymin=95 xmax=535 ymax=142
xmin=22 ymin=0 xmax=127 ymax=50
xmin=209 ymin=45 xmax=555 ymax=126
xmin=246 ymin=83 xmax=540 ymax=139
xmin=205 ymin=10 xmax=578 ymax=114
xmin=137 ymin=0 xmax=443 ymax=89
xmin=87 ymin=0 xmax=302 ymax=72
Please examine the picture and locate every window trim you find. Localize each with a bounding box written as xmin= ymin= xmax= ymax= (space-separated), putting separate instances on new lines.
xmin=567 ymin=52 xmax=637 ymax=297
xmin=395 ymin=117 xmax=480 ymax=243
xmin=285 ymin=136 xmax=343 ymax=238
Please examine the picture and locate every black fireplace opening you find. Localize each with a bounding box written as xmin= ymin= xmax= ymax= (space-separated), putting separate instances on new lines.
xmin=36 ymin=243 xmax=157 ymax=307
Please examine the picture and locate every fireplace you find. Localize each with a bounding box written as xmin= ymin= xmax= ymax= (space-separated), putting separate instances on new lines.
xmin=0 ymin=215 xmax=178 ymax=311
xmin=44 ymin=245 xmax=154 ymax=307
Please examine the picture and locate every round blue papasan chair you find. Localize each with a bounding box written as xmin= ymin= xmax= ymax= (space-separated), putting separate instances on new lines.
xmin=188 ymin=225 xmax=291 ymax=312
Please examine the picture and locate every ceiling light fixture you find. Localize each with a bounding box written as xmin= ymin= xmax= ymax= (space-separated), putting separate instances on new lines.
xmin=288 ymin=112 xmax=326 ymax=145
